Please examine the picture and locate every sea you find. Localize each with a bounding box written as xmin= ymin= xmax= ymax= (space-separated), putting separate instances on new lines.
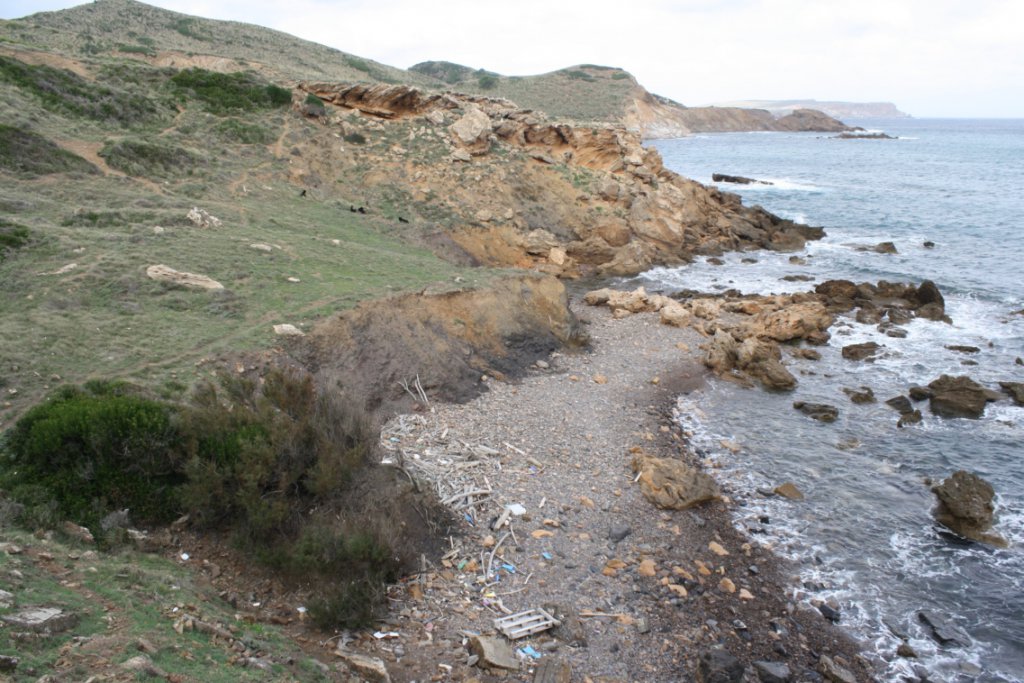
xmin=632 ymin=119 xmax=1024 ymax=682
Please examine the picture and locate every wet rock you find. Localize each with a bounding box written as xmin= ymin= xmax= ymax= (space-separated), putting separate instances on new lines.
xmin=999 ymin=381 xmax=1024 ymax=406
xmin=874 ymin=241 xmax=898 ymax=254
xmin=712 ymin=173 xmax=773 ymax=186
xmin=1 ymin=607 xmax=78 ymax=634
xmin=818 ymin=655 xmax=856 ymax=683
xmin=897 ymin=410 xmax=923 ymax=427
xmin=533 ymin=657 xmax=572 ymax=683
xmin=842 ymin=386 xmax=875 ymax=404
xmin=897 ymin=642 xmax=918 ymax=658
xmin=886 ymin=308 xmax=915 ymax=325
xmin=855 ymin=307 xmax=883 ymax=325
xmin=773 ymin=482 xmax=805 ymax=501
xmin=335 ymin=650 xmax=392 ymax=682
xmin=469 ymin=635 xmax=519 ymax=671
xmin=885 ymin=395 xmax=914 ymax=414
xmin=753 ymin=661 xmax=792 ymax=683
xmin=932 ymin=470 xmax=1006 ymax=546
xmin=927 ymin=375 xmax=990 ymax=418
xmin=697 ymin=648 xmax=744 ymax=683
xmin=908 ymin=385 xmax=932 ymax=401
xmin=923 ymin=241 xmax=935 ymax=248
xmin=631 ymin=452 xmax=721 ymax=509
xmin=884 ymin=618 xmax=909 ymax=640
xmin=841 ymin=342 xmax=881 ymax=361
xmin=945 ymin=344 xmax=980 ymax=354
xmin=918 ymin=610 xmax=971 ymax=648
xmin=793 ymin=401 xmax=839 ymax=422
xmin=818 ymin=604 xmax=841 ymax=623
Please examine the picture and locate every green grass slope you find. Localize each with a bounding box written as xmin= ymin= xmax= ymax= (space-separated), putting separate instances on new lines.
xmin=410 ymin=60 xmax=640 ymax=123
xmin=1 ymin=0 xmax=437 ymax=86
xmin=0 ymin=50 xmax=485 ymax=430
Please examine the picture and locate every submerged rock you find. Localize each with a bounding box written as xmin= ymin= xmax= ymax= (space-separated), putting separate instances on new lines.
xmin=843 ymin=386 xmax=876 ymax=404
xmin=918 ymin=610 xmax=971 ymax=648
xmin=932 ymin=470 xmax=1006 ymax=546
xmin=793 ymin=401 xmax=839 ymax=422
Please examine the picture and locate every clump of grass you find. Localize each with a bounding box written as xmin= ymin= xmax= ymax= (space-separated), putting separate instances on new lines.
xmin=562 ymin=69 xmax=596 ymax=82
xmin=343 ymin=132 xmax=366 ymax=145
xmin=0 ymin=218 xmax=32 ymax=261
xmin=170 ymin=68 xmax=292 ymax=114
xmin=214 ymin=118 xmax=274 ymax=144
xmin=0 ymin=55 xmax=165 ymax=126
xmin=0 ymin=124 xmax=98 ymax=176
xmin=99 ymin=138 xmax=200 ymax=177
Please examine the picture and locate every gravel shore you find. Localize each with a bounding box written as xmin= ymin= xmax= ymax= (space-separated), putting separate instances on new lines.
xmin=373 ymin=297 xmax=872 ymax=682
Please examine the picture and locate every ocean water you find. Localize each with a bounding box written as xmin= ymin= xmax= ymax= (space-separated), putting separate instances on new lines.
xmin=637 ymin=120 xmax=1024 ymax=682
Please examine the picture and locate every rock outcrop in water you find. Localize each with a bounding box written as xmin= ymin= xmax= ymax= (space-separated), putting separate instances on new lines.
xmin=927 ymin=375 xmax=998 ymax=419
xmin=931 ymin=470 xmax=1006 ymax=547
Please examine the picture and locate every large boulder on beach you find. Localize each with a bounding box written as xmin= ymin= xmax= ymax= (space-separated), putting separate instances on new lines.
xmin=932 ymin=471 xmax=1005 ymax=546
xmin=928 ymin=375 xmax=990 ymax=418
xmin=631 ymin=452 xmax=720 ymax=510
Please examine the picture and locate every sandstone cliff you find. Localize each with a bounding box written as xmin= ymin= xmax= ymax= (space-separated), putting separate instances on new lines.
xmin=299 ymin=82 xmax=825 ymax=278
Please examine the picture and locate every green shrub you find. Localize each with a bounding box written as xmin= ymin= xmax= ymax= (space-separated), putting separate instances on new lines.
xmin=0 ymin=56 xmax=164 ymax=126
xmin=563 ymin=69 xmax=597 ymax=82
xmin=343 ymin=56 xmax=373 ymax=75
xmin=170 ymin=68 xmax=292 ymax=114
xmin=343 ymin=132 xmax=366 ymax=145
xmin=117 ymin=44 xmax=157 ymax=57
xmin=477 ymin=74 xmax=498 ymax=90
xmin=99 ymin=138 xmax=199 ymax=177
xmin=611 ymin=72 xmax=630 ymax=80
xmin=0 ymin=125 xmax=98 ymax=176
xmin=169 ymin=17 xmax=208 ymax=41
xmin=0 ymin=383 xmax=184 ymax=530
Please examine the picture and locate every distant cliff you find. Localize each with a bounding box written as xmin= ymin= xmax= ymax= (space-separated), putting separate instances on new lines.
xmin=410 ymin=62 xmax=853 ymax=138
xmin=711 ymin=99 xmax=910 ymax=119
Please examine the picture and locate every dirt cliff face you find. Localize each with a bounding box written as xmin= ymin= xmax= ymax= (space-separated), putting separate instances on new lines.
xmin=295 ymin=274 xmax=583 ymax=416
xmin=297 ymin=83 xmax=824 ymax=278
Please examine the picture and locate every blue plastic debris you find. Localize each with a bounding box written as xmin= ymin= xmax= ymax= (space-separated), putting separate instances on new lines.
xmin=542 ymin=552 xmax=553 ymax=561
xmin=519 ymin=645 xmax=542 ymax=659
xmin=502 ymin=563 xmax=517 ymax=573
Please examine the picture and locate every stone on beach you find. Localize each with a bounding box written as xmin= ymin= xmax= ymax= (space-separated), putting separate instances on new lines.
xmin=932 ymin=470 xmax=1006 ymax=546
xmin=927 ymin=375 xmax=991 ymax=418
xmin=631 ymin=452 xmax=720 ymax=510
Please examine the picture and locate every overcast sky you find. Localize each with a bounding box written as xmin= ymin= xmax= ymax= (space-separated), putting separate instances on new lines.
xmin=5 ymin=0 xmax=1023 ymax=117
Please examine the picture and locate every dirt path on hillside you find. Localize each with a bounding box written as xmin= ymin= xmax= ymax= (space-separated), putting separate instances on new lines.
xmin=357 ymin=298 xmax=870 ymax=682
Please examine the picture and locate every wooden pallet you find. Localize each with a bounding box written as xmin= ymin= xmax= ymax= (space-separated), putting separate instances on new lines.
xmin=493 ymin=608 xmax=560 ymax=640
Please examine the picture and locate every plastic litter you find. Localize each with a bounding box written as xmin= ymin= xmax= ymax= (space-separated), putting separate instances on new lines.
xmin=519 ymin=645 xmax=542 ymax=659
xmin=494 ymin=608 xmax=560 ymax=640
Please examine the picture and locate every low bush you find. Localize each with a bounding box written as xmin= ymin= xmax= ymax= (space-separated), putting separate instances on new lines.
xmin=0 ymin=218 xmax=31 ymax=261
xmin=0 ymin=382 xmax=184 ymax=530
xmin=0 ymin=125 xmax=98 ymax=176
xmin=171 ymin=68 xmax=292 ymax=114
xmin=1 ymin=369 xmax=409 ymax=628
xmin=343 ymin=132 xmax=366 ymax=145
xmin=99 ymin=138 xmax=199 ymax=177
xmin=477 ymin=74 xmax=498 ymax=90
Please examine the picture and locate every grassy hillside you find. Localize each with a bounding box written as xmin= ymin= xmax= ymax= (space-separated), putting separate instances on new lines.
xmin=0 ymin=0 xmax=437 ymax=86
xmin=0 ymin=48 xmax=487 ymax=430
xmin=410 ymin=60 xmax=640 ymax=123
